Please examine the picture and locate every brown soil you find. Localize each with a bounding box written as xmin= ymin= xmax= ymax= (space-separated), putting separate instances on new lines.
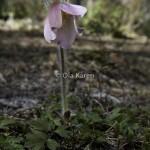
xmin=0 ymin=30 xmax=150 ymax=114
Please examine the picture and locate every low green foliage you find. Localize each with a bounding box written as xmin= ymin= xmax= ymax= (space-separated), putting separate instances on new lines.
xmin=0 ymin=136 xmax=24 ymax=150
xmin=55 ymin=125 xmax=72 ymax=138
xmin=25 ymin=131 xmax=47 ymax=150
xmin=47 ymin=139 xmax=59 ymax=150
xmin=0 ymin=101 xmax=150 ymax=149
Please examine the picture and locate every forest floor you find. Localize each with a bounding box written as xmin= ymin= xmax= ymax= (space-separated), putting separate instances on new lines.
xmin=0 ymin=30 xmax=150 ymax=114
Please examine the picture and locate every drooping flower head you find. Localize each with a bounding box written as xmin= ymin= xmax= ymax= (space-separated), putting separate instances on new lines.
xmin=44 ymin=0 xmax=87 ymax=49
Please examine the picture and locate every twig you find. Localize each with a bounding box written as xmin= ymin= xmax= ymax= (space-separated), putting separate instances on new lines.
xmin=91 ymin=92 xmax=121 ymax=104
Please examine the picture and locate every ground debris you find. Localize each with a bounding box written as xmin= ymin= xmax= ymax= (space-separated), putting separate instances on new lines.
xmin=0 ymin=30 xmax=150 ymax=114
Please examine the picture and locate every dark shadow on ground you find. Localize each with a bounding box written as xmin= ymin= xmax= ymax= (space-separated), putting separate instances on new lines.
xmin=0 ymin=30 xmax=150 ymax=114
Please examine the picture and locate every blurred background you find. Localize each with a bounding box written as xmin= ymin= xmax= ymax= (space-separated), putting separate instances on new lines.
xmin=0 ymin=0 xmax=150 ymax=38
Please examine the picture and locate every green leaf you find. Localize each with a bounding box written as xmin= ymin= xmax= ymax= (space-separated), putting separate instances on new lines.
xmin=53 ymin=118 xmax=61 ymax=126
xmin=106 ymin=108 xmax=121 ymax=122
xmin=0 ymin=135 xmax=5 ymax=143
xmin=47 ymin=139 xmax=59 ymax=150
xmin=80 ymin=125 xmax=92 ymax=138
xmin=3 ymin=144 xmax=24 ymax=150
xmin=55 ymin=125 xmax=72 ymax=138
xmin=25 ymin=131 xmax=47 ymax=150
xmin=96 ymin=136 xmax=107 ymax=143
xmin=29 ymin=119 xmax=50 ymax=131
xmin=0 ymin=118 xmax=16 ymax=128
xmin=6 ymin=136 xmax=23 ymax=143
xmin=87 ymin=112 xmax=101 ymax=123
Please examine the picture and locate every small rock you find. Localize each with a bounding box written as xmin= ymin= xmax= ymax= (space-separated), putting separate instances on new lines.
xmin=0 ymin=73 xmax=7 ymax=84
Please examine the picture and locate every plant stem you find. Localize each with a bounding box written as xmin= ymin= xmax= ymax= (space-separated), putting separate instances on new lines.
xmin=58 ymin=45 xmax=68 ymax=115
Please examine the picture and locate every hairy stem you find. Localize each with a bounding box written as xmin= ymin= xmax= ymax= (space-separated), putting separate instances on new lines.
xmin=58 ymin=45 xmax=68 ymax=115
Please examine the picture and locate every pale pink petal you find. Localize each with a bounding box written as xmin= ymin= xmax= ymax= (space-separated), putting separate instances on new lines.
xmin=49 ymin=3 xmax=62 ymax=28
xmin=56 ymin=16 xmax=76 ymax=49
xmin=44 ymin=17 xmax=56 ymax=43
xmin=60 ymin=2 xmax=87 ymax=17
xmin=73 ymin=16 xmax=84 ymax=36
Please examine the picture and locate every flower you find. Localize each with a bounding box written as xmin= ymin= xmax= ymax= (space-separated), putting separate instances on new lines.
xmin=44 ymin=0 xmax=87 ymax=49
